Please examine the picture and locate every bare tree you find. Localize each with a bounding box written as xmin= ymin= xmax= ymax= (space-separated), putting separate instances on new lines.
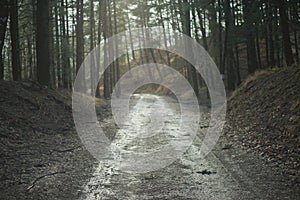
xmin=36 ymin=0 xmax=50 ymax=86
xmin=0 ymin=0 xmax=9 ymax=79
xmin=277 ymin=0 xmax=294 ymax=66
xmin=10 ymin=0 xmax=21 ymax=80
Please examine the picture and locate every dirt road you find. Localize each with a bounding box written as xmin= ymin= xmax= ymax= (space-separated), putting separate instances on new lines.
xmin=79 ymin=94 xmax=299 ymax=200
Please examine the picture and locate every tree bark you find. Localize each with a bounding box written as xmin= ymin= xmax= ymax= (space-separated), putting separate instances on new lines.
xmin=224 ymin=0 xmax=236 ymax=91
xmin=55 ymin=3 xmax=62 ymax=86
xmin=10 ymin=0 xmax=21 ymax=81
xmin=277 ymin=0 xmax=294 ymax=66
xmin=243 ymin=0 xmax=258 ymax=74
xmin=102 ymin=0 xmax=110 ymax=99
xmin=75 ymin=0 xmax=86 ymax=92
xmin=0 ymin=0 xmax=9 ymax=79
xmin=179 ymin=0 xmax=199 ymax=96
xmin=76 ymin=0 xmax=84 ymax=74
xmin=267 ymin=1 xmax=276 ymax=67
xmin=90 ymin=0 xmax=95 ymax=94
xmin=36 ymin=0 xmax=50 ymax=86
xmin=113 ymin=0 xmax=120 ymax=97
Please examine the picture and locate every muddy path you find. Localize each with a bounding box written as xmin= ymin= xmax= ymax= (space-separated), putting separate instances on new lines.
xmin=0 ymin=82 xmax=298 ymax=199
xmin=79 ymin=94 xmax=299 ymax=200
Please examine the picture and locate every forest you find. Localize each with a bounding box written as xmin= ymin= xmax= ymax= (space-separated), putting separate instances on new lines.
xmin=0 ymin=0 xmax=299 ymax=199
xmin=0 ymin=0 xmax=299 ymax=95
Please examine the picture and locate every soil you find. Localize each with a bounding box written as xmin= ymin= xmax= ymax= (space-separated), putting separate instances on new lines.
xmin=227 ymin=66 xmax=300 ymax=180
xmin=0 ymin=65 xmax=299 ymax=199
xmin=0 ymin=81 xmax=112 ymax=199
xmin=79 ymin=95 xmax=300 ymax=200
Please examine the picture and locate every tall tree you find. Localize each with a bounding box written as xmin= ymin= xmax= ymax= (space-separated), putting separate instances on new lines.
xmin=217 ymin=0 xmax=224 ymax=74
xmin=179 ymin=0 xmax=199 ymax=96
xmin=75 ymin=0 xmax=86 ymax=92
xmin=243 ymin=0 xmax=258 ymax=74
xmin=10 ymin=0 xmax=21 ymax=81
xmin=55 ymin=3 xmax=62 ymax=86
xmin=102 ymin=0 xmax=110 ymax=99
xmin=267 ymin=0 xmax=276 ymax=67
xmin=113 ymin=0 xmax=120 ymax=96
xmin=76 ymin=0 xmax=84 ymax=74
xmin=0 ymin=0 xmax=9 ymax=79
xmin=60 ymin=0 xmax=71 ymax=88
xmin=277 ymin=0 xmax=294 ymax=66
xmin=36 ymin=0 xmax=50 ymax=86
xmin=90 ymin=0 xmax=95 ymax=94
xmin=224 ymin=0 xmax=236 ymax=90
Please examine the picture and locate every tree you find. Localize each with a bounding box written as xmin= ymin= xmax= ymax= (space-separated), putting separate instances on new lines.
xmin=102 ymin=0 xmax=110 ymax=99
xmin=224 ymin=0 xmax=236 ymax=90
xmin=243 ymin=0 xmax=258 ymax=74
xmin=36 ymin=0 xmax=50 ymax=86
xmin=0 ymin=0 xmax=9 ymax=79
xmin=76 ymin=0 xmax=84 ymax=74
xmin=60 ymin=0 xmax=71 ymax=89
xmin=55 ymin=2 xmax=62 ymax=86
xmin=113 ymin=0 xmax=120 ymax=96
xmin=179 ymin=0 xmax=199 ymax=96
xmin=266 ymin=0 xmax=276 ymax=67
xmin=277 ymin=0 xmax=294 ymax=66
xmin=75 ymin=0 xmax=86 ymax=92
xmin=10 ymin=0 xmax=21 ymax=81
xmin=0 ymin=0 xmax=297 ymax=92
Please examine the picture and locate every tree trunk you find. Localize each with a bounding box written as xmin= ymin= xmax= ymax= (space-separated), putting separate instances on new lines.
xmin=108 ymin=0 xmax=114 ymax=94
xmin=102 ymin=0 xmax=110 ymax=99
xmin=291 ymin=1 xmax=299 ymax=64
xmin=49 ymin=4 xmax=56 ymax=87
xmin=75 ymin=0 xmax=86 ymax=92
xmin=76 ymin=0 xmax=84 ymax=74
xmin=0 ymin=0 xmax=9 ymax=79
xmin=197 ymin=8 xmax=209 ymax=51
xmin=113 ymin=0 xmax=120 ymax=97
xmin=31 ymin=0 xmax=37 ymax=80
xmin=127 ymin=13 xmax=136 ymax=61
xmin=54 ymin=3 xmax=61 ymax=86
xmin=65 ymin=0 xmax=71 ymax=88
xmin=277 ymin=0 xmax=294 ymax=66
xmin=90 ymin=0 xmax=95 ymax=94
xmin=72 ymin=4 xmax=76 ymax=81
xmin=256 ymin=27 xmax=262 ymax=69
xmin=10 ymin=0 xmax=21 ymax=81
xmin=217 ymin=0 xmax=224 ymax=74
xmin=207 ymin=2 xmax=219 ymax=65
xmin=243 ymin=0 xmax=258 ymax=74
xmin=179 ymin=0 xmax=199 ymax=96
xmin=274 ymin=9 xmax=282 ymax=67
xmin=36 ymin=0 xmax=50 ymax=86
xmin=158 ymin=0 xmax=171 ymax=65
xmin=96 ymin=1 xmax=102 ymax=98
xmin=60 ymin=0 xmax=70 ymax=89
xmin=224 ymin=0 xmax=236 ymax=91
xmin=267 ymin=1 xmax=276 ymax=67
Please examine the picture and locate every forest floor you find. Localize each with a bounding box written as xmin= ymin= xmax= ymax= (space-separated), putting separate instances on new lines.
xmin=0 ymin=81 xmax=112 ymax=199
xmin=227 ymin=66 xmax=300 ymax=179
xmin=0 ymin=66 xmax=299 ymax=199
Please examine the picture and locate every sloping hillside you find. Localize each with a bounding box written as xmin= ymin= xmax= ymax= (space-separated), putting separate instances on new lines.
xmin=227 ymin=66 xmax=300 ymax=178
xmin=0 ymin=81 xmax=112 ymax=199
